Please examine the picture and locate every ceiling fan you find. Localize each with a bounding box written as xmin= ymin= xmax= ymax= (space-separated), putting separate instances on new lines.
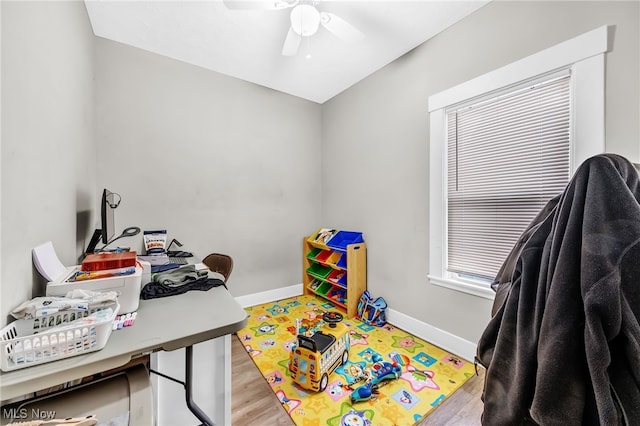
xmin=223 ymin=0 xmax=364 ymax=57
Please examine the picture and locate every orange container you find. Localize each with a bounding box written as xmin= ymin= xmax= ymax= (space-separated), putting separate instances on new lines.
xmin=81 ymin=252 xmax=137 ymax=272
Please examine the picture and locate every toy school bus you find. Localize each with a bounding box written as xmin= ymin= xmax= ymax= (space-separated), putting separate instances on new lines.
xmin=289 ymin=312 xmax=350 ymax=392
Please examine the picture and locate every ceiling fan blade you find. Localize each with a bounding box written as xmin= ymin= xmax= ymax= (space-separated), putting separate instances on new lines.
xmin=282 ymin=26 xmax=302 ymax=56
xmin=223 ymin=0 xmax=298 ymax=10
xmin=319 ymin=12 xmax=364 ymax=42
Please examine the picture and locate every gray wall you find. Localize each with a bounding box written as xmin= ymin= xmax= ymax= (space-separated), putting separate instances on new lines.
xmin=0 ymin=0 xmax=322 ymax=320
xmin=93 ymin=38 xmax=323 ymax=298
xmin=91 ymin=39 xmax=323 ymax=425
xmin=322 ymin=0 xmax=640 ymax=343
xmin=1 ymin=1 xmax=96 ymax=327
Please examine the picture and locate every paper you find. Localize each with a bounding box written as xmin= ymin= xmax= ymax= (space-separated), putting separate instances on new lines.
xmin=194 ymin=262 xmax=208 ymax=271
xmin=32 ymin=241 xmax=68 ymax=282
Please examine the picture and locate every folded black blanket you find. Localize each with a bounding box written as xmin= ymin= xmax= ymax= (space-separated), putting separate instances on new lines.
xmin=140 ymin=277 xmax=227 ymax=299
xmin=476 ymin=153 xmax=640 ymax=425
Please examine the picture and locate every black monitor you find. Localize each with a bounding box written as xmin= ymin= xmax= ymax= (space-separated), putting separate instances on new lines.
xmin=85 ymin=188 xmax=119 ymax=254
xmin=101 ymin=188 xmax=118 ymax=244
xmin=85 ymin=189 xmax=139 ymax=254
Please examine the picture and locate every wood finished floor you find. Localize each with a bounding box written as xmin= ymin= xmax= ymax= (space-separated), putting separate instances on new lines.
xmin=231 ymin=334 xmax=486 ymax=425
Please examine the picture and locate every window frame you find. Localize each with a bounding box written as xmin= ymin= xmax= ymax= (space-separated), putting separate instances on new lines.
xmin=427 ymin=26 xmax=609 ymax=299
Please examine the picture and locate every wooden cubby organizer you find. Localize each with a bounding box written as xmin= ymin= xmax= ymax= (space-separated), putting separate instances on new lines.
xmin=303 ymin=229 xmax=367 ymax=318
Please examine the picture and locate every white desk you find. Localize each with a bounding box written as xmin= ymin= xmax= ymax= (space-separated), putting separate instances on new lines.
xmin=0 ymin=286 xmax=247 ymax=423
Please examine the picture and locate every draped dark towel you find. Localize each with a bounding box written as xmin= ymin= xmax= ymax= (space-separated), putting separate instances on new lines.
xmin=476 ymin=153 xmax=640 ymax=425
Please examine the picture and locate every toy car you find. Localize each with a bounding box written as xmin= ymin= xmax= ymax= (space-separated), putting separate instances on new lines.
xmin=289 ymin=311 xmax=350 ymax=392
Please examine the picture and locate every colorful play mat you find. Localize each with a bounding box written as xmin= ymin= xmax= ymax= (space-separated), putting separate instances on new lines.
xmin=236 ymin=294 xmax=476 ymax=425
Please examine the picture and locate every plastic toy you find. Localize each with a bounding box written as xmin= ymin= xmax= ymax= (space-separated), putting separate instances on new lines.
xmin=289 ymin=311 xmax=350 ymax=392
xmin=349 ymin=353 xmax=402 ymax=403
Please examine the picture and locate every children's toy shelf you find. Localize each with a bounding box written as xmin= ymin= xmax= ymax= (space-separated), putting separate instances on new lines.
xmin=303 ymin=229 xmax=367 ymax=319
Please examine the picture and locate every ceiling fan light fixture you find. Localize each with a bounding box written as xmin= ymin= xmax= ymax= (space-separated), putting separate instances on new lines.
xmin=290 ymin=5 xmax=320 ymax=37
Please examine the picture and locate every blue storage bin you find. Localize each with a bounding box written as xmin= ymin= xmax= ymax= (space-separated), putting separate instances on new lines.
xmin=327 ymin=231 xmax=364 ymax=251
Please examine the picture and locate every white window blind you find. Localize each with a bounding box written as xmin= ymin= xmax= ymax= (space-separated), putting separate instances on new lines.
xmin=446 ymin=74 xmax=571 ymax=280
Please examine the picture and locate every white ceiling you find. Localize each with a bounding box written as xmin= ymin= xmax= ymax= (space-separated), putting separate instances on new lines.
xmin=84 ymin=0 xmax=490 ymax=104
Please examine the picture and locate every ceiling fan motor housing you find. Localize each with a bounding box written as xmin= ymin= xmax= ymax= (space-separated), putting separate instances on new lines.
xmin=290 ymin=4 xmax=320 ymax=36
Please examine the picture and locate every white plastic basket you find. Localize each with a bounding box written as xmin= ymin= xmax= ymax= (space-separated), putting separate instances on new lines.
xmin=0 ymin=302 xmax=119 ymax=372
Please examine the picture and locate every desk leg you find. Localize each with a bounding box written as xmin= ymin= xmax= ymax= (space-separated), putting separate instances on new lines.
xmin=185 ymin=345 xmax=215 ymax=426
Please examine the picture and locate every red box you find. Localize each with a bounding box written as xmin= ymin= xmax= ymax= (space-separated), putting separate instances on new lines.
xmin=81 ymin=252 xmax=137 ymax=272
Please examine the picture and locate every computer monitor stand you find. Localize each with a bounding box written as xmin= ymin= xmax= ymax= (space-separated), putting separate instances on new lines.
xmin=85 ymin=229 xmax=102 ymax=255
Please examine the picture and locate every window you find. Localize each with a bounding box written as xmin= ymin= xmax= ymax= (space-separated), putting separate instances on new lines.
xmin=447 ymin=73 xmax=571 ymax=282
xmin=428 ymin=26 xmax=608 ymax=299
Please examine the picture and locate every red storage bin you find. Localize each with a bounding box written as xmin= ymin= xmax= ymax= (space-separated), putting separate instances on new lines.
xmin=81 ymin=252 xmax=137 ymax=272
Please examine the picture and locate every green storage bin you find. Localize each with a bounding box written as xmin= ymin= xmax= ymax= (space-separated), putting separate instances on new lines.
xmin=306 ymin=248 xmax=322 ymax=260
xmin=306 ymin=263 xmax=332 ymax=279
xmin=316 ymin=281 xmax=333 ymax=296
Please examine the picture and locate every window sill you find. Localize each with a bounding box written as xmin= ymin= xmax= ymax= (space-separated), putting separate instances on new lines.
xmin=428 ymin=275 xmax=496 ymax=300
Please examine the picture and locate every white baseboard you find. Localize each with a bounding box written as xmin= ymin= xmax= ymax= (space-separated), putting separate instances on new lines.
xmin=235 ymin=283 xmax=303 ymax=308
xmin=387 ymin=308 xmax=477 ymax=362
xmin=234 ymin=285 xmax=477 ymax=362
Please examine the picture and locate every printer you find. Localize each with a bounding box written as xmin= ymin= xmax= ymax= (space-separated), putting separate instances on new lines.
xmin=33 ymin=242 xmax=143 ymax=314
